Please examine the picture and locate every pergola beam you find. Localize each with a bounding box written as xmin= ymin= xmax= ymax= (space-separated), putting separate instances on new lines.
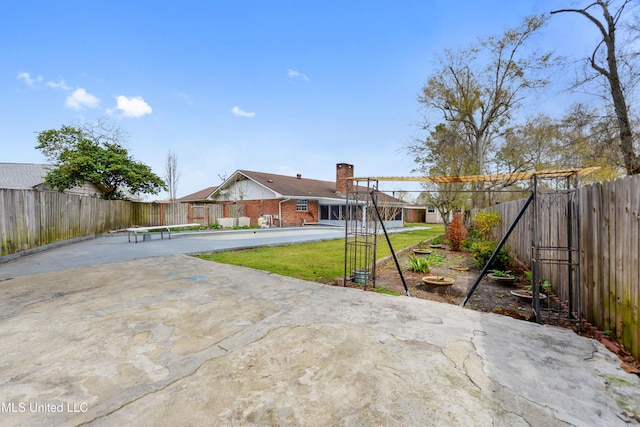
xmin=350 ymin=167 xmax=600 ymax=184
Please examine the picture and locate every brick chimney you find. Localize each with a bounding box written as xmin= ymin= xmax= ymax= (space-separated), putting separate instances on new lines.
xmin=336 ymin=163 xmax=354 ymax=195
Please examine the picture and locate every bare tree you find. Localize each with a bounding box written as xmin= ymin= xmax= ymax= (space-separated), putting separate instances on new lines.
xmin=164 ymin=150 xmax=180 ymax=201
xmin=409 ymin=123 xmax=471 ymax=226
xmin=551 ymin=1 xmax=640 ymax=175
xmin=418 ymin=15 xmax=555 ymax=207
xmin=378 ymin=191 xmax=408 ymax=223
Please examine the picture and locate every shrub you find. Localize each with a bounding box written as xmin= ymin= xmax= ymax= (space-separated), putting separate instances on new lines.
xmin=470 ymin=240 xmax=511 ymax=270
xmin=424 ymin=252 xmax=445 ymax=266
xmin=471 ymin=211 xmax=502 ymax=240
xmin=466 ymin=228 xmax=482 ymax=242
xmin=407 ymin=255 xmax=430 ymax=273
xmin=446 ymin=213 xmax=467 ymax=251
xmin=430 ymin=236 xmax=444 ymax=245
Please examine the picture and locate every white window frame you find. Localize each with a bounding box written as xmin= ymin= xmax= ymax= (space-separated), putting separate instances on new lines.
xmin=296 ymin=199 xmax=308 ymax=212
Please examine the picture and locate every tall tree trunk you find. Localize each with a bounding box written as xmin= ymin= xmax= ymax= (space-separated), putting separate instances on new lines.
xmin=601 ymin=5 xmax=640 ymax=174
xmin=552 ymin=1 xmax=640 ymax=175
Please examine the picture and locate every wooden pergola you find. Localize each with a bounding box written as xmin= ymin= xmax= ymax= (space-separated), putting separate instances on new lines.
xmin=343 ymin=167 xmax=601 ymax=322
xmin=349 ymin=167 xmax=601 ymax=184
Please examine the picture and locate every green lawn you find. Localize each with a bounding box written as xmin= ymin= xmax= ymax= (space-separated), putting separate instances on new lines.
xmin=197 ymin=224 xmax=445 ymax=284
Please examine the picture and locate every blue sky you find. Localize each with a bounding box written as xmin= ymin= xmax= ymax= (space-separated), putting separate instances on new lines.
xmin=1 ymin=1 xmax=601 ymax=199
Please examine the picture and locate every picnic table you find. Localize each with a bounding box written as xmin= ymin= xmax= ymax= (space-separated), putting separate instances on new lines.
xmin=127 ymin=223 xmax=201 ymax=243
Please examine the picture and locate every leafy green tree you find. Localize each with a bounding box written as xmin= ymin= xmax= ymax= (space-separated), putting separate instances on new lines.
xmin=36 ymin=121 xmax=166 ymax=200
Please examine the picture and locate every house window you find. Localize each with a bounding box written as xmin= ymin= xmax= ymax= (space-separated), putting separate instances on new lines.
xmin=427 ymin=207 xmax=436 ymax=213
xmin=320 ymin=205 xmax=329 ymax=220
xmin=296 ymin=199 xmax=308 ymax=212
xmin=331 ymin=205 xmax=342 ymax=220
xmin=320 ymin=204 xmax=361 ymax=221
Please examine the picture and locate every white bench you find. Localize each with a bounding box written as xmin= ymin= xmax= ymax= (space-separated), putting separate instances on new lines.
xmin=127 ymin=223 xmax=201 ymax=243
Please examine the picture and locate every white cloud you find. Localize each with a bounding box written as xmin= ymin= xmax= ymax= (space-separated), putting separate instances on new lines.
xmin=47 ymin=79 xmax=71 ymax=90
xmin=16 ymin=72 xmax=42 ymax=86
xmin=288 ymin=69 xmax=309 ymax=81
xmin=116 ymin=95 xmax=152 ymax=118
xmin=65 ymin=88 xmax=100 ymax=110
xmin=231 ymin=106 xmax=256 ymax=118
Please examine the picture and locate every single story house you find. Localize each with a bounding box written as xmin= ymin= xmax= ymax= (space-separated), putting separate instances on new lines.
xmin=187 ymin=163 xmax=406 ymax=228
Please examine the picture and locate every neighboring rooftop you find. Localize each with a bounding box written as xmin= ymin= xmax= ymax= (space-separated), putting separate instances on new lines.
xmin=177 ymin=186 xmax=218 ymax=202
xmin=0 ymin=163 xmax=51 ymax=190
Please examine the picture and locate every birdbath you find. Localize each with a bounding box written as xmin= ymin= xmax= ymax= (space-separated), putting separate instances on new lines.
xmin=421 ymin=275 xmax=455 ymax=294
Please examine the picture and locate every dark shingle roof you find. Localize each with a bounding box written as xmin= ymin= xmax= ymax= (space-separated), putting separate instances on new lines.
xmin=177 ymin=186 xmax=218 ymax=201
xmin=0 ymin=163 xmax=51 ymax=189
xmin=239 ymin=170 xmax=340 ymax=199
xmin=238 ymin=170 xmax=402 ymax=203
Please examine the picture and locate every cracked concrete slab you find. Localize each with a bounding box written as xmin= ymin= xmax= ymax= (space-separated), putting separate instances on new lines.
xmin=0 ymin=254 xmax=638 ymax=426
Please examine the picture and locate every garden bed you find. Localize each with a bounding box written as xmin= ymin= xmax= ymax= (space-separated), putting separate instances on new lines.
xmin=351 ymin=241 xmax=639 ymax=370
xmin=372 ymin=246 xmax=539 ymax=319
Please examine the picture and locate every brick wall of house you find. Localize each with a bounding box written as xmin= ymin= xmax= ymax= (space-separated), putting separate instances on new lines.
xmin=278 ymin=199 xmax=318 ymax=226
xmin=219 ymin=199 xmax=319 ymax=227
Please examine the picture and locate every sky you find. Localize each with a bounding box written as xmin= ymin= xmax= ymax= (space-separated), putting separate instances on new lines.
xmin=0 ymin=1 xmax=606 ymax=199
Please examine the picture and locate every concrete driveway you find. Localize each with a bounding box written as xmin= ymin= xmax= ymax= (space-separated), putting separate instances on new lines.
xmin=0 ymin=227 xmax=347 ymax=278
xmin=0 ymin=232 xmax=639 ymax=426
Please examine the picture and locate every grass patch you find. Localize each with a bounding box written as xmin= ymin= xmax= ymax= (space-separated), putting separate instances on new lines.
xmin=371 ymin=286 xmax=402 ymax=296
xmin=197 ymin=224 xmax=444 ymax=284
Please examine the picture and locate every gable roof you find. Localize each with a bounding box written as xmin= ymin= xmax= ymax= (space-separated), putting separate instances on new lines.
xmin=0 ymin=163 xmax=51 ymax=189
xmin=177 ymin=186 xmax=218 ymax=202
xmin=225 ymin=170 xmax=403 ymax=204
xmin=238 ymin=170 xmax=341 ymax=199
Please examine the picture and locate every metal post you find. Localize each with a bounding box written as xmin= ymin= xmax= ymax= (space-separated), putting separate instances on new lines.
xmin=370 ymin=180 xmax=379 ymax=286
xmin=532 ymin=175 xmax=540 ymax=322
xmin=461 ymin=192 xmax=534 ymax=307
xmin=566 ymin=175 xmax=574 ymax=319
xmin=343 ymin=179 xmax=350 ymax=287
xmin=370 ymin=191 xmax=410 ymax=296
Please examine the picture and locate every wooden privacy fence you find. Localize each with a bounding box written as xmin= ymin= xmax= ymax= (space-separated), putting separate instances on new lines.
xmin=478 ymin=175 xmax=639 ymax=360
xmin=0 ymin=189 xmax=223 ymax=258
xmin=579 ymin=176 xmax=639 ymax=360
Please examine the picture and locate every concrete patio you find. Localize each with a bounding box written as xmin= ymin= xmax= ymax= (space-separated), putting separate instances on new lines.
xmin=1 ymin=252 xmax=639 ymax=426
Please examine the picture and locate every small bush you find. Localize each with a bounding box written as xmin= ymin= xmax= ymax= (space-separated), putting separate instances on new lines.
xmin=424 ymin=252 xmax=445 ymax=266
xmin=466 ymin=228 xmax=482 ymax=242
xmin=446 ymin=213 xmax=467 ymax=251
xmin=471 ymin=211 xmax=502 ymax=240
xmin=407 ymin=255 xmax=430 ymax=273
xmin=470 ymin=240 xmax=511 ymax=270
xmin=430 ymin=236 xmax=444 ymax=245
